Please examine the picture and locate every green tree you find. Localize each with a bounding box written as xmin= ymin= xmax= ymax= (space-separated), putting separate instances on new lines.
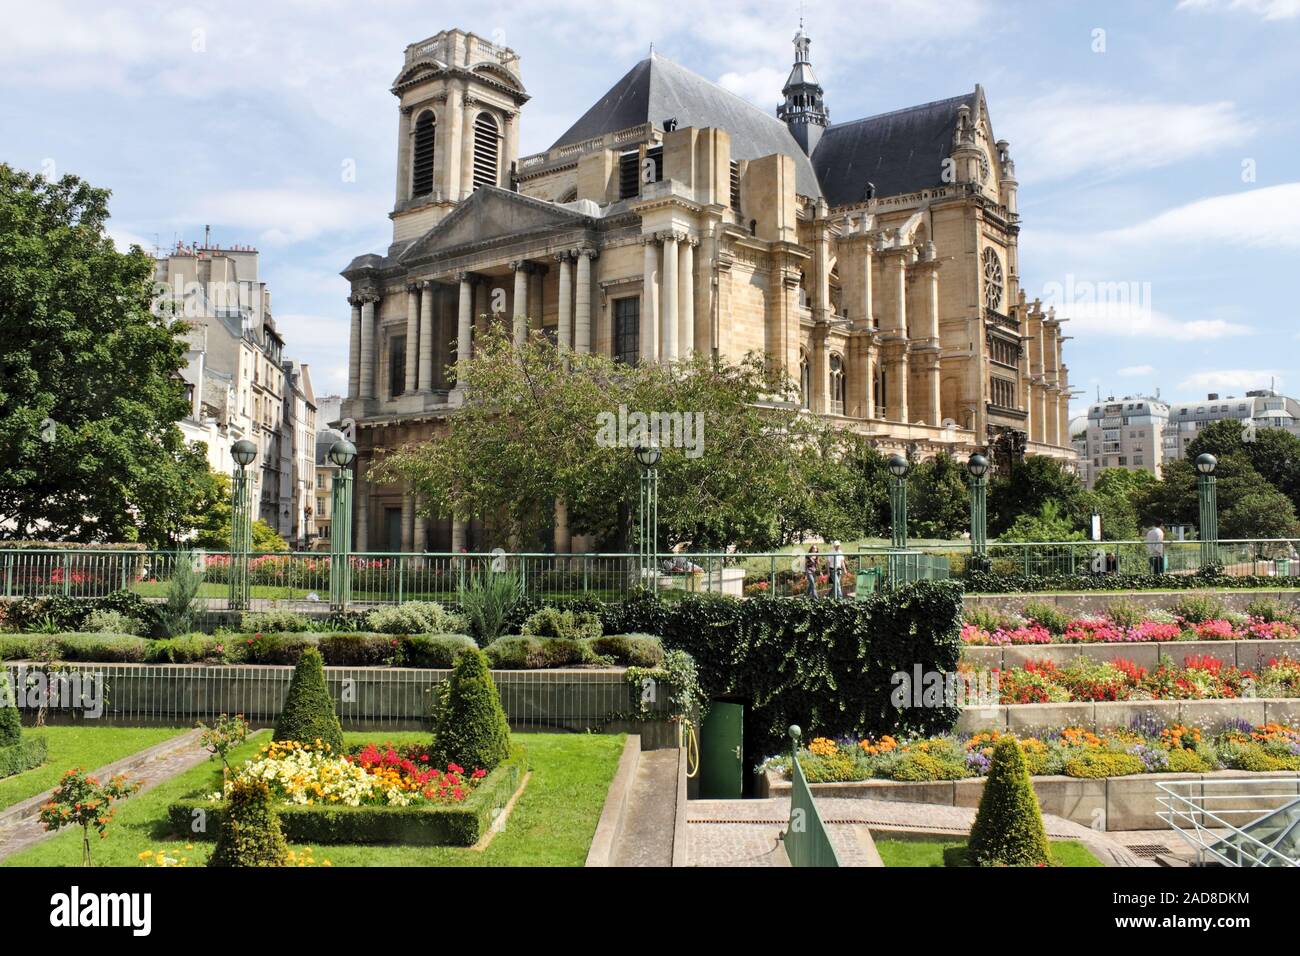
xmin=1084 ymin=468 xmax=1159 ymax=540
xmin=967 ymin=737 xmax=1052 ymax=867
xmin=431 ymin=647 xmax=511 ymax=771
xmin=251 ymin=520 xmax=290 ymax=553
xmin=998 ymin=500 xmax=1085 ymax=542
xmin=1141 ymin=454 xmax=1296 ymax=537
xmin=208 ymin=779 xmax=288 ymax=868
xmin=988 ymin=455 xmax=1086 ymax=536
xmin=1188 ymin=418 xmax=1300 ymax=516
xmin=0 ymin=165 xmax=207 ymax=544
xmin=909 ymin=452 xmax=971 ymax=539
xmin=1222 ymin=489 xmax=1300 ymax=539
xmin=188 ymin=470 xmax=234 ymax=549
xmin=273 ymin=648 xmax=343 ymax=753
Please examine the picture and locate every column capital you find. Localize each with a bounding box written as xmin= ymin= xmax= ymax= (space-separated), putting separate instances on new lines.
xmin=406 ymin=282 xmax=421 ymax=294
xmin=554 ymin=250 xmax=574 ymax=264
xmin=361 ymin=292 xmax=381 ymax=305
xmin=422 ymin=278 xmax=436 ymax=290
xmin=577 ymin=246 xmax=600 ymax=260
xmin=509 ymin=258 xmax=528 ymax=272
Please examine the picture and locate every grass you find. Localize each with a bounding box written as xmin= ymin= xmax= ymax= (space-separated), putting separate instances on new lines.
xmin=4 ymin=730 xmax=625 ymax=867
xmin=0 ymin=725 xmax=188 ymax=811
xmin=874 ymin=835 xmax=1103 ymax=868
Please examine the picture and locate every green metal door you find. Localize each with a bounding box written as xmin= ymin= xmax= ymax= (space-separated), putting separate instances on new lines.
xmin=700 ymin=701 xmax=744 ymax=799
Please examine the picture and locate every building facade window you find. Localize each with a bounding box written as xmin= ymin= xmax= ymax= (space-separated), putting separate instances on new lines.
xmin=613 ymin=297 xmax=639 ymax=365
xmin=389 ymin=336 xmax=406 ymax=397
xmin=412 ymin=111 xmax=436 ymax=197
xmin=472 ymin=112 xmax=499 ymax=190
xmin=829 ymin=352 xmax=845 ymax=415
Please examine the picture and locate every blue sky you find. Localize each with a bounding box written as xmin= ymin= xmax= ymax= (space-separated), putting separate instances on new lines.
xmin=2 ymin=0 xmax=1297 ymax=412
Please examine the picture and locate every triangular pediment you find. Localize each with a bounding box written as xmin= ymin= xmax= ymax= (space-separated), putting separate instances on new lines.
xmin=399 ymin=187 xmax=588 ymax=262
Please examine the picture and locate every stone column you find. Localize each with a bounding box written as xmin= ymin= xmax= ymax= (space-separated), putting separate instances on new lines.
xmin=359 ymin=294 xmax=377 ymax=400
xmin=811 ymin=327 xmax=829 ymax=414
xmin=418 ymin=281 xmax=435 ymax=391
xmin=575 ymin=249 xmax=595 ymax=354
xmin=355 ymin=460 xmax=369 ymax=552
xmin=861 ymin=233 xmax=875 ymax=329
xmin=454 ymin=273 xmax=472 ymax=393
xmin=347 ymin=296 xmax=361 ymax=399
xmin=511 ymin=261 xmax=529 ymax=345
xmin=554 ymin=499 xmax=571 ymax=554
xmin=641 ymin=238 xmax=658 ymax=364
xmin=400 ymin=489 xmax=415 ymax=553
xmin=413 ymin=508 xmax=427 ymax=554
xmin=556 ymin=252 xmax=573 ymax=352
xmin=404 ymin=284 xmax=420 ymax=394
xmin=660 ymin=232 xmax=678 ymax=363
xmin=678 ymin=238 xmax=694 ymax=359
xmin=865 ymin=343 xmax=877 ymax=419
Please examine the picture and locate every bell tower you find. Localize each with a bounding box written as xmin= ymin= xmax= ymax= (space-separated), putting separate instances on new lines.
xmin=389 ymin=28 xmax=530 ymax=244
xmin=777 ymin=23 xmax=830 ymax=156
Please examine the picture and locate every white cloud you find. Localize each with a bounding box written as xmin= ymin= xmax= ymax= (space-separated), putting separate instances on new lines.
xmin=717 ymin=67 xmax=787 ymax=108
xmin=1177 ymin=0 xmax=1300 ymax=20
xmin=1103 ymin=182 xmax=1300 ymax=248
xmin=1029 ymin=289 xmax=1252 ymax=341
xmin=1118 ymin=364 xmax=1156 ymax=376
xmin=1003 ymin=88 xmax=1254 ymax=182
xmin=182 ymin=187 xmax=386 ymax=245
xmin=1179 ymin=369 xmax=1284 ymax=392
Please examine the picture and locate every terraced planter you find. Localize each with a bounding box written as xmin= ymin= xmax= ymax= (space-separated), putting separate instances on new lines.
xmin=961 ymin=638 xmax=1300 ymax=671
xmin=956 ymin=698 xmax=1300 ymax=734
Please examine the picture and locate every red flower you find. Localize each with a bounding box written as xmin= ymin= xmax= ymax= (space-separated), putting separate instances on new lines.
xmin=447 ymin=762 xmax=463 ymax=774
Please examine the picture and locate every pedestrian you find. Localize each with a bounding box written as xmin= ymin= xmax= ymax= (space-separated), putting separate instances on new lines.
xmin=804 ymin=544 xmax=820 ymax=599
xmin=1145 ymin=526 xmax=1165 ymax=576
xmin=828 ymin=540 xmax=845 ymax=599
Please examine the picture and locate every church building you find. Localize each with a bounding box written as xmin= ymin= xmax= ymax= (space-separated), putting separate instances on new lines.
xmin=340 ymin=26 xmax=1075 ymax=553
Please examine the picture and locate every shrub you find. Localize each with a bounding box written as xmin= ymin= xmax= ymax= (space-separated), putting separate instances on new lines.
xmin=519 ymin=606 xmax=602 ymax=642
xmin=967 ymin=738 xmax=1052 ymax=867
xmin=1021 ymin=601 xmax=1070 ymax=635
xmin=1105 ymin=599 xmax=1145 ymax=630
xmin=889 ymin=749 xmax=968 ymax=782
xmin=1062 ymin=750 xmax=1146 ymax=778
xmin=241 ymin=610 xmax=312 ymax=633
xmin=207 ymin=779 xmax=288 ymax=868
xmin=0 ymin=736 xmax=47 ymax=778
xmin=458 ymin=571 xmax=520 ymax=644
xmin=400 ymin=634 xmax=477 ymax=669
xmin=1171 ymin=594 xmax=1225 ymax=625
xmin=366 ymin=602 xmax=466 ymax=636
xmin=965 ymin=607 xmax=1006 ymax=632
xmin=484 ymin=636 xmax=603 ymax=669
xmin=0 ymin=672 xmax=21 ymax=746
xmin=243 ymin=632 xmax=317 ymax=665
xmin=1166 ymin=747 xmax=1214 ymax=773
xmin=585 ymin=634 xmax=665 ymax=667
xmin=273 ymin=647 xmax=343 ymax=753
xmin=431 ymin=648 xmax=510 ymax=771
xmin=82 ymin=609 xmax=145 ymax=637
xmin=317 ymin=633 xmax=398 ymax=667
xmin=146 ymin=635 xmax=227 ymax=664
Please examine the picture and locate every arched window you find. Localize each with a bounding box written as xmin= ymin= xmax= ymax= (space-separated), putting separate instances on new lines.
xmin=472 ymin=112 xmax=499 ymax=190
xmin=799 ymin=350 xmax=811 ymax=409
xmin=412 ymin=111 xmax=436 ymax=197
xmin=829 ymin=353 xmax=846 ymax=415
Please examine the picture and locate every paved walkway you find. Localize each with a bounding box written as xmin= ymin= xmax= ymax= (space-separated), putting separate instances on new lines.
xmin=0 ymin=728 xmax=210 ymax=863
xmin=686 ymin=797 xmax=1151 ymax=867
xmin=611 ymin=749 xmax=680 ymax=867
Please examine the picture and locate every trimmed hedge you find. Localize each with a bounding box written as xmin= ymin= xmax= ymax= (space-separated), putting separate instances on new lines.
xmin=273 ymin=648 xmax=344 ymax=753
xmin=207 ymin=779 xmax=289 ymax=867
xmin=602 ymin=582 xmax=965 ymax=756
xmin=968 ymin=738 xmax=1052 ymax=867
xmin=0 ymin=634 xmax=149 ymax=663
xmin=432 ymin=648 xmax=511 ymax=771
xmin=961 ymin=570 xmax=1290 ymax=594
xmin=485 ymin=634 xmax=665 ymax=669
xmin=0 ymin=591 xmax=158 ymax=635
xmin=0 ymin=736 xmax=48 ymax=779
xmin=170 ymin=745 xmax=526 ymax=847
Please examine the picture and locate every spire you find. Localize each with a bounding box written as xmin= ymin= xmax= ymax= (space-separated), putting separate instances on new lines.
xmin=778 ymin=22 xmax=829 ymax=155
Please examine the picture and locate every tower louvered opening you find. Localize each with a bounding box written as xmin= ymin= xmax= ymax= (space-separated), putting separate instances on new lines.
xmin=412 ymin=112 xmax=436 ymax=196
xmin=473 ymin=112 xmax=499 ymax=190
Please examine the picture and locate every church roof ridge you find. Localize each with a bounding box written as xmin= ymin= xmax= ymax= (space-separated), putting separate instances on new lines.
xmin=826 ymin=88 xmax=979 ymax=131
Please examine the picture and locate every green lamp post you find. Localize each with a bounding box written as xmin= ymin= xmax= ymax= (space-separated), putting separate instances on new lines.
xmin=1196 ymin=452 xmax=1219 ymax=569
xmin=229 ymin=438 xmax=258 ymax=610
xmin=967 ymin=453 xmax=990 ymax=570
xmin=888 ymin=453 xmax=910 ymax=549
xmin=328 ymin=440 xmax=357 ymax=610
xmin=635 ymin=443 xmax=661 ymax=589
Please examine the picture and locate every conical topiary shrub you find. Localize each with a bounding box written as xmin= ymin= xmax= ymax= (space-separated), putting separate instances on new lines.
xmin=431 ymin=647 xmax=510 ymax=771
xmin=273 ymin=647 xmax=343 ymax=753
xmin=967 ymin=737 xmax=1052 ymax=867
xmin=0 ymin=673 xmax=21 ymax=747
xmin=208 ymin=779 xmax=288 ymax=867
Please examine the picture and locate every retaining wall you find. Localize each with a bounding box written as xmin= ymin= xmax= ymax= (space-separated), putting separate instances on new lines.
xmin=961 ymin=638 xmax=1300 ymax=672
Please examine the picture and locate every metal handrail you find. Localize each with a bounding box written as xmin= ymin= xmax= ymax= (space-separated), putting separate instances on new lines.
xmin=783 ymin=725 xmax=840 ymax=867
xmin=1155 ymin=778 xmax=1300 ymax=867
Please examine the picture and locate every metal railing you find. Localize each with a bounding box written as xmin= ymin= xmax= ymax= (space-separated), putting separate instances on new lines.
xmin=1155 ymin=779 xmax=1300 ymax=867
xmin=782 ymin=725 xmax=840 ymax=867
xmin=0 ymin=546 xmax=948 ymax=610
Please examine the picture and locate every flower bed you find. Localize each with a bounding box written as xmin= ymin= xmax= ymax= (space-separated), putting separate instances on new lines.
xmin=168 ymin=740 xmax=527 ymax=846
xmin=981 ymin=654 xmax=1300 ymax=704
xmin=764 ymin=720 xmax=1300 ymax=785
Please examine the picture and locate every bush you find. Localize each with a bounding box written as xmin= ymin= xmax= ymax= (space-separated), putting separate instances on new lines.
xmin=400 ymin=635 xmax=477 ymax=669
xmin=1105 ymin=599 xmax=1146 ymax=630
xmin=0 ymin=736 xmax=47 ymax=779
xmin=158 ymin=552 xmax=204 ymax=637
xmin=431 ymin=648 xmax=510 ymax=771
xmin=2 ymin=590 xmax=157 ymax=635
xmin=1170 ymin=594 xmax=1227 ymax=624
xmin=0 ymin=672 xmax=21 ymax=746
xmin=82 ymin=608 xmax=145 ymax=637
xmin=961 ymin=570 xmax=1282 ymax=593
xmin=317 ymin=633 xmax=398 ymax=667
xmin=244 ymin=632 xmax=317 ymax=665
xmin=458 ymin=571 xmax=520 ymax=644
xmin=207 ymin=779 xmax=288 ymax=867
xmin=1166 ymin=747 xmax=1214 ymax=773
xmin=889 ymin=750 xmax=969 ymax=782
xmin=273 ymin=647 xmax=343 ymax=753
xmin=1062 ymin=750 xmax=1146 ymax=778
xmin=585 ymin=634 xmax=665 ymax=667
xmin=366 ymin=602 xmax=466 ymax=636
xmin=42 ymin=634 xmax=149 ymax=663
xmin=241 ymin=610 xmax=312 ymax=633
xmin=146 ymin=635 xmax=227 ymax=664
xmin=519 ymin=606 xmax=602 ymax=642
xmin=1020 ymin=602 xmax=1070 ymax=635
xmin=484 ymin=636 xmax=603 ymax=669
xmin=967 ymin=738 xmax=1052 ymax=867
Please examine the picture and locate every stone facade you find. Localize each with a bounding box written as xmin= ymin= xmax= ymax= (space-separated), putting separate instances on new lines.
xmin=340 ymin=26 xmax=1077 ymax=552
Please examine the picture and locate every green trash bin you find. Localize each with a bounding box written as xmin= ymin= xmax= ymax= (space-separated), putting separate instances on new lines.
xmin=1277 ymin=558 xmax=1291 ymax=577
xmin=855 ymin=567 xmax=880 ymax=598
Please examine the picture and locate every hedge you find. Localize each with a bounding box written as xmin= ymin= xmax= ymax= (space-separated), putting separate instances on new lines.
xmin=961 ymin=570 xmax=1293 ymax=594
xmin=603 ymin=582 xmax=965 ymax=755
xmin=0 ymin=591 xmax=159 ymax=634
xmin=0 ymin=736 xmax=48 ymax=779
xmin=169 ymin=745 xmax=527 ymax=846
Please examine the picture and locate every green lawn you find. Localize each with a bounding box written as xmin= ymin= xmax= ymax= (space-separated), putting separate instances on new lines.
xmin=0 ymin=725 xmax=188 ymax=811
xmin=4 ymin=730 xmax=625 ymax=867
xmin=874 ymin=835 xmax=1102 ymax=868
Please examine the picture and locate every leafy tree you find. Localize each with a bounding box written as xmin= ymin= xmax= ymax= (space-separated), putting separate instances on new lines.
xmin=1141 ymin=455 xmax=1294 ymax=537
xmin=273 ymin=648 xmax=343 ymax=753
xmin=1084 ymin=468 xmax=1159 ymax=540
xmin=989 ymin=455 xmax=1086 ymax=536
xmin=999 ymin=500 xmax=1084 ymax=542
xmin=208 ymin=779 xmax=288 ymax=868
xmin=1188 ymin=418 xmax=1300 ymax=516
xmin=1221 ymin=489 xmax=1300 ymax=540
xmin=187 ymin=470 xmax=234 ymax=549
xmin=909 ymin=452 xmax=971 ymax=539
xmin=431 ymin=647 xmax=511 ymax=771
xmin=251 ymin=520 xmax=290 ymax=553
xmin=0 ymin=165 xmax=207 ymax=544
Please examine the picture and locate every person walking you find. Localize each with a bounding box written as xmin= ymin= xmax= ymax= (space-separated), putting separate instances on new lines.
xmin=827 ymin=541 xmax=845 ymax=599
xmin=804 ymin=544 xmax=821 ymax=599
xmin=1145 ymin=526 xmax=1165 ymax=576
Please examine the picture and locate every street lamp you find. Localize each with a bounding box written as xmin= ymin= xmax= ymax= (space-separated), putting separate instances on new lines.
xmin=328 ymin=440 xmax=356 ymax=610
xmin=887 ymin=453 xmax=910 ymax=550
xmin=1196 ymin=453 xmax=1219 ymax=568
xmin=229 ymin=438 xmax=258 ymax=610
xmin=634 ymin=444 xmax=661 ymax=589
xmin=967 ymin=453 xmax=990 ymax=570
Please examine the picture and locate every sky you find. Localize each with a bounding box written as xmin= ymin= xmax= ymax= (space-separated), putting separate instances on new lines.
xmin=2 ymin=0 xmax=1297 ymax=414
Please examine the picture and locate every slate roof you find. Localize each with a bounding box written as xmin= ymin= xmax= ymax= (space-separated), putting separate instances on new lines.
xmin=550 ymin=53 xmax=824 ymax=199
xmin=811 ymin=91 xmax=981 ymax=207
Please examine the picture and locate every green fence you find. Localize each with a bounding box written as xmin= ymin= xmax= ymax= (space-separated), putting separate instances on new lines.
xmin=783 ymin=726 xmax=839 ymax=868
